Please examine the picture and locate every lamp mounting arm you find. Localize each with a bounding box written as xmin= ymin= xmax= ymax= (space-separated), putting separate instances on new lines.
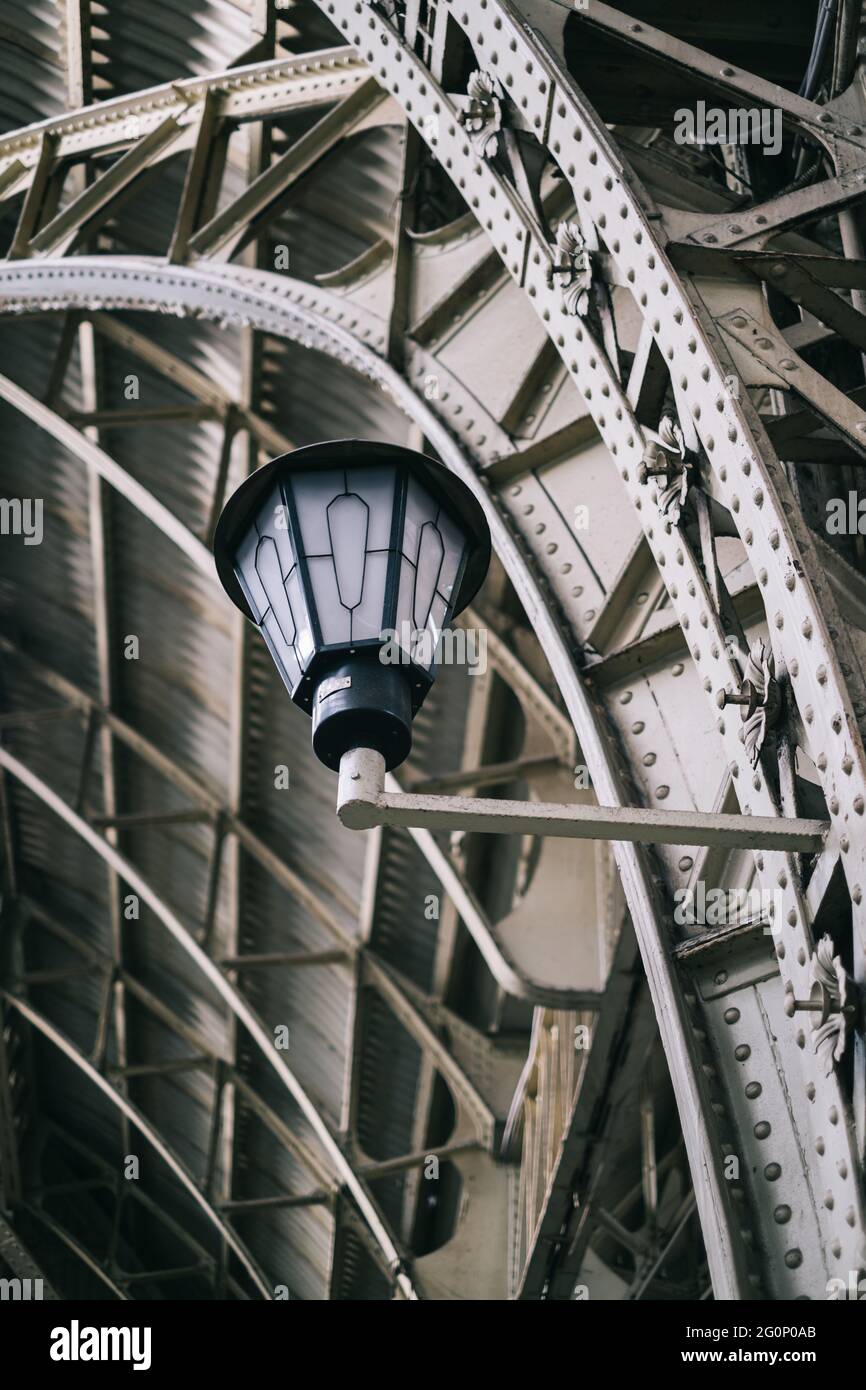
xmin=336 ymin=748 xmax=827 ymax=853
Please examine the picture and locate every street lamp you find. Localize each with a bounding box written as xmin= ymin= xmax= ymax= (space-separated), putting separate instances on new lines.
xmin=213 ymin=437 xmax=827 ymax=859
xmin=213 ymin=438 xmax=491 ymax=771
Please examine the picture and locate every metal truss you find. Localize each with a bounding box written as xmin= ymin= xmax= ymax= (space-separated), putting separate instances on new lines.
xmin=1 ymin=987 xmax=274 ymax=1298
xmin=1 ymin=0 xmax=866 ymax=1300
xmin=0 ymin=661 xmax=507 ymax=1295
xmin=0 ymin=254 xmax=742 ymax=1294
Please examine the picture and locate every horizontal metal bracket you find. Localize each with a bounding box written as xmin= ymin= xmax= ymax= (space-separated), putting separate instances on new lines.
xmin=337 ymin=749 xmax=827 ymax=852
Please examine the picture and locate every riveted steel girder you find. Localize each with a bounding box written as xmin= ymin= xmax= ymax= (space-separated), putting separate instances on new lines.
xmin=4 ymin=0 xmax=866 ymax=1296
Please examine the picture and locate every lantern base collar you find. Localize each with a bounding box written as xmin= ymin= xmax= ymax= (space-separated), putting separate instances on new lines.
xmin=312 ymin=654 xmax=413 ymax=773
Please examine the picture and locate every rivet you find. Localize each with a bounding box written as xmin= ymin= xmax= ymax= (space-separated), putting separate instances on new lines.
xmin=754 ymin=1121 xmax=771 ymax=1140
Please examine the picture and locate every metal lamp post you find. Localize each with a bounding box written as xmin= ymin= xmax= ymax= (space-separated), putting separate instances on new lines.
xmin=215 ymin=438 xmax=829 ymax=856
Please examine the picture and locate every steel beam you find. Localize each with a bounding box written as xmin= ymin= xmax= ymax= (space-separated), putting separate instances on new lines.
xmin=0 ymin=49 xmax=368 ymax=188
xmin=576 ymin=0 xmax=864 ymax=159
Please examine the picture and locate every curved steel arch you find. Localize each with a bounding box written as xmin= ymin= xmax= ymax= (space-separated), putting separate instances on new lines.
xmin=1 ymin=987 xmax=273 ymax=1298
xmin=0 ymin=47 xmax=369 ymax=191
xmin=0 ymin=632 xmax=499 ymax=1159
xmin=0 ymin=267 xmax=604 ymax=1014
xmin=0 ymin=742 xmax=418 ymax=1300
xmin=318 ymin=0 xmax=866 ymax=952
xmin=21 ymin=1203 xmax=131 ymax=1301
xmin=0 ymin=256 xmax=749 ymax=1296
xmin=320 ymin=0 xmax=866 ymax=989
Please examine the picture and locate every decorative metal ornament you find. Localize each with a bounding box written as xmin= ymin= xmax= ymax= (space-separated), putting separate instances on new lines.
xmin=784 ymin=936 xmax=858 ymax=1077
xmin=458 ymin=71 xmax=503 ymax=160
xmin=637 ymin=416 xmax=693 ymax=524
xmin=547 ymin=220 xmax=593 ymax=317
xmin=715 ymin=639 xmax=781 ymax=769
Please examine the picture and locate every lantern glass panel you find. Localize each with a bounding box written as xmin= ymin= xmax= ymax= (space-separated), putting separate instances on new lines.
xmin=393 ymin=476 xmax=470 ymax=668
xmin=402 ymin=475 xmax=432 ymax=565
xmin=346 ymin=465 xmax=397 ymax=548
xmin=328 ymin=492 xmax=368 ymax=609
xmin=292 ymin=468 xmax=344 ymax=555
xmin=351 ymin=550 xmax=390 ymax=641
xmin=234 ymin=482 xmax=314 ymax=693
xmin=436 ymin=507 xmax=468 ymax=606
xmin=289 ymin=466 xmax=401 ymax=654
xmin=306 ymin=555 xmax=352 ymax=646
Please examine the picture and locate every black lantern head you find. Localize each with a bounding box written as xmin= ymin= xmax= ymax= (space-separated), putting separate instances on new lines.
xmin=214 ymin=439 xmax=491 ymax=772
